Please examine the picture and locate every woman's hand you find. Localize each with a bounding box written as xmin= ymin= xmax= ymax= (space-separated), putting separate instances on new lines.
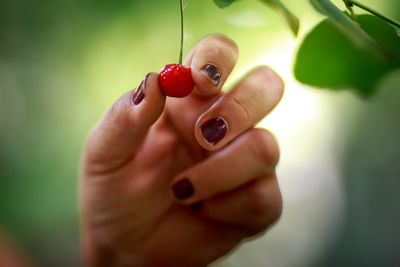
xmin=81 ymin=35 xmax=284 ymax=267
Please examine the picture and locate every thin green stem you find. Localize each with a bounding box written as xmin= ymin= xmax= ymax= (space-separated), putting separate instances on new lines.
xmin=343 ymin=0 xmax=356 ymax=21
xmin=347 ymin=0 xmax=400 ymax=28
xmin=179 ymin=0 xmax=184 ymax=65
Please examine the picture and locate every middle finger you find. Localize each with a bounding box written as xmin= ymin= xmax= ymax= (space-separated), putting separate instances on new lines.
xmin=195 ymin=66 xmax=284 ymax=151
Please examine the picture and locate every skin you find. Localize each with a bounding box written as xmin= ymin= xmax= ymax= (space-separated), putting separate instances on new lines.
xmin=81 ymin=34 xmax=284 ymax=267
xmin=0 ymin=231 xmax=32 ymax=267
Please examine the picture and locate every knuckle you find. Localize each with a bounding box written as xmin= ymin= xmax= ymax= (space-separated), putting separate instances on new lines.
xmin=248 ymin=189 xmax=271 ymax=219
xmin=247 ymin=181 xmax=283 ymax=230
xmin=249 ymin=129 xmax=280 ymax=167
xmin=107 ymin=92 xmax=132 ymax=127
xmin=144 ymin=130 xmax=179 ymax=165
xmin=231 ymin=95 xmax=250 ymax=123
xmin=84 ymin=128 xmax=99 ymax=159
xmin=267 ymin=187 xmax=283 ymax=225
xmin=83 ymin=125 xmax=112 ymax=174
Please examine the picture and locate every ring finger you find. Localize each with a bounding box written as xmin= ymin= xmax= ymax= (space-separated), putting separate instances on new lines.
xmin=170 ymin=128 xmax=280 ymax=205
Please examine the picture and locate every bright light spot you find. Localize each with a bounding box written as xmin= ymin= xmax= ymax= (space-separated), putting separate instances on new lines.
xmin=220 ymin=34 xmax=345 ymax=267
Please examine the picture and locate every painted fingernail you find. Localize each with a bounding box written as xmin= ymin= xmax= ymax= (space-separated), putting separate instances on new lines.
xmin=191 ymin=202 xmax=203 ymax=210
xmin=172 ymin=178 xmax=195 ymax=200
xmin=132 ymin=73 xmax=149 ymax=105
xmin=200 ymin=64 xmax=221 ymax=86
xmin=201 ymin=117 xmax=227 ymax=145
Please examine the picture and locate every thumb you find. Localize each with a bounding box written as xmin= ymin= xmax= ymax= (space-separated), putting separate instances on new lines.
xmin=84 ymin=72 xmax=166 ymax=175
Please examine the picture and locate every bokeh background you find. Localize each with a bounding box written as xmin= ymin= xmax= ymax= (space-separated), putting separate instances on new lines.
xmin=1 ymin=0 xmax=399 ymax=266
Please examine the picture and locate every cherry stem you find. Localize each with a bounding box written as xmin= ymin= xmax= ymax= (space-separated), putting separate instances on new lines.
xmin=347 ymin=0 xmax=400 ymax=28
xmin=179 ymin=0 xmax=184 ymax=65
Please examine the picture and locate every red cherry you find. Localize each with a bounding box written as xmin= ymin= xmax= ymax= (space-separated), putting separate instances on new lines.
xmin=158 ymin=64 xmax=194 ymax=98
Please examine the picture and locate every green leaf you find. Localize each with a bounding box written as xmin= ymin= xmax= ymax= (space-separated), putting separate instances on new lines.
xmin=260 ymin=0 xmax=299 ymax=36
xmin=213 ymin=0 xmax=239 ymax=8
xmin=294 ymin=15 xmax=400 ymax=96
xmin=375 ymin=69 xmax=400 ymax=115
xmin=309 ymin=0 xmax=381 ymax=56
xmin=358 ymin=16 xmax=400 ymax=63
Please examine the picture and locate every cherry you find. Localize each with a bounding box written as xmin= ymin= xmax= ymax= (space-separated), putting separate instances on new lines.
xmin=158 ymin=64 xmax=194 ymax=98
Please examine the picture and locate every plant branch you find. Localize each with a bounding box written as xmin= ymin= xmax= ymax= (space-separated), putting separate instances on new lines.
xmin=343 ymin=0 xmax=355 ymax=20
xmin=179 ymin=0 xmax=184 ymax=65
xmin=310 ymin=0 xmax=385 ymax=60
xmin=347 ymin=0 xmax=400 ymax=28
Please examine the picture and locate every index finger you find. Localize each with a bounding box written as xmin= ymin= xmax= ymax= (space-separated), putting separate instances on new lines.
xmin=185 ymin=34 xmax=239 ymax=97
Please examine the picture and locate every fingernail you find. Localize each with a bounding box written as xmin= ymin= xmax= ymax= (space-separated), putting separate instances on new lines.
xmin=201 ymin=117 xmax=227 ymax=145
xmin=191 ymin=202 xmax=203 ymax=210
xmin=172 ymin=178 xmax=195 ymax=200
xmin=200 ymin=64 xmax=221 ymax=86
xmin=132 ymin=73 xmax=149 ymax=105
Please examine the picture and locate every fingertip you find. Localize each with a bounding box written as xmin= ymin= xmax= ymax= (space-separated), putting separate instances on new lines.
xmin=193 ymin=66 xmax=284 ymax=152
xmin=255 ymin=66 xmax=285 ymax=104
xmin=133 ymin=72 xmax=166 ymax=124
xmin=191 ymin=64 xmax=222 ymax=97
xmin=187 ymin=35 xmax=238 ymax=97
xmin=194 ymin=115 xmax=229 ymax=152
xmin=151 ymin=71 xmax=166 ymax=94
xmin=139 ymin=72 xmax=165 ymax=103
xmin=104 ymin=71 xmax=166 ymax=137
xmin=83 ymin=72 xmax=166 ymax=175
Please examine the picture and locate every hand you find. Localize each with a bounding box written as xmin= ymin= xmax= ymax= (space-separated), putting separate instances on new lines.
xmin=81 ymin=34 xmax=284 ymax=267
xmin=0 ymin=230 xmax=31 ymax=267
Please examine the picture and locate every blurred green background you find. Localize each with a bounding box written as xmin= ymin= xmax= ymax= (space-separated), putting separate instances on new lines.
xmin=1 ymin=0 xmax=399 ymax=266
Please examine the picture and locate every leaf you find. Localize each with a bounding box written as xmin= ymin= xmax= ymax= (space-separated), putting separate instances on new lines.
xmin=294 ymin=15 xmax=400 ymax=96
xmin=309 ymin=0 xmax=382 ymax=57
xmin=213 ymin=0 xmax=239 ymax=8
xmin=260 ymin=0 xmax=299 ymax=36
xmin=358 ymin=16 xmax=400 ymax=63
xmin=212 ymin=0 xmax=299 ymax=36
xmin=374 ymin=69 xmax=400 ymax=116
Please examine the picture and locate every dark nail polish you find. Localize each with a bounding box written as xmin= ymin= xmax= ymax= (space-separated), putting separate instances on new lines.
xmin=132 ymin=74 xmax=149 ymax=105
xmin=200 ymin=64 xmax=221 ymax=86
xmin=201 ymin=117 xmax=227 ymax=145
xmin=172 ymin=178 xmax=195 ymax=200
xmin=191 ymin=202 xmax=203 ymax=210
